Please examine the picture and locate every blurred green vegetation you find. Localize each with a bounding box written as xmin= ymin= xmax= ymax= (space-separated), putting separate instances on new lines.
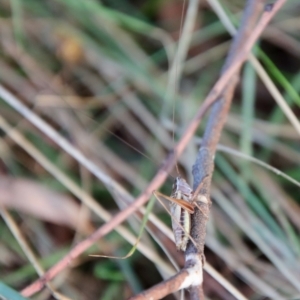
xmin=0 ymin=0 xmax=300 ymax=299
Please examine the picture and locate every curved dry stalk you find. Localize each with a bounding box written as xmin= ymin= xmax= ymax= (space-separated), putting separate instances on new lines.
xmin=215 ymin=142 xmax=300 ymax=188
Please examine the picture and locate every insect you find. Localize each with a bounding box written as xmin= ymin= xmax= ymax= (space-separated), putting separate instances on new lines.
xmin=154 ymin=176 xmax=196 ymax=252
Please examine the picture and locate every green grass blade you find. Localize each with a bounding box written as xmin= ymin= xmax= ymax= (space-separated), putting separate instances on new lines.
xmin=0 ymin=282 xmax=29 ymax=300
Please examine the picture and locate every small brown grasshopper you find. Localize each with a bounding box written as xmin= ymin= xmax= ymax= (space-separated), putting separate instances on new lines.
xmin=154 ymin=177 xmax=197 ymax=251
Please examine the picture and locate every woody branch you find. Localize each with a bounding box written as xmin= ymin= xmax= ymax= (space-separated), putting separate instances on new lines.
xmin=188 ymin=0 xmax=263 ymax=298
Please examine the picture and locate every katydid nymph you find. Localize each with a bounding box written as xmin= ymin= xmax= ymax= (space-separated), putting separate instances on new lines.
xmin=90 ymin=176 xmax=201 ymax=259
xmin=154 ymin=176 xmax=207 ymax=252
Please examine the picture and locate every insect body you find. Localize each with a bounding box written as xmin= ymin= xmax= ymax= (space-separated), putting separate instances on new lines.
xmin=170 ymin=177 xmax=194 ymax=251
xmin=154 ymin=177 xmax=195 ymax=252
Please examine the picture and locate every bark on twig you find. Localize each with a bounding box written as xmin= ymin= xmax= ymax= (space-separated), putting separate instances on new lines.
xmin=187 ymin=2 xmax=264 ymax=298
xmin=130 ymin=1 xmax=287 ymax=299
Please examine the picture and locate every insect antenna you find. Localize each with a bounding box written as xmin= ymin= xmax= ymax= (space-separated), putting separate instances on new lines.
xmin=107 ymin=128 xmax=176 ymax=182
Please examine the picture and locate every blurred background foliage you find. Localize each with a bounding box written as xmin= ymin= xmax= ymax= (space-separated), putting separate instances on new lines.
xmin=0 ymin=0 xmax=300 ymax=299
